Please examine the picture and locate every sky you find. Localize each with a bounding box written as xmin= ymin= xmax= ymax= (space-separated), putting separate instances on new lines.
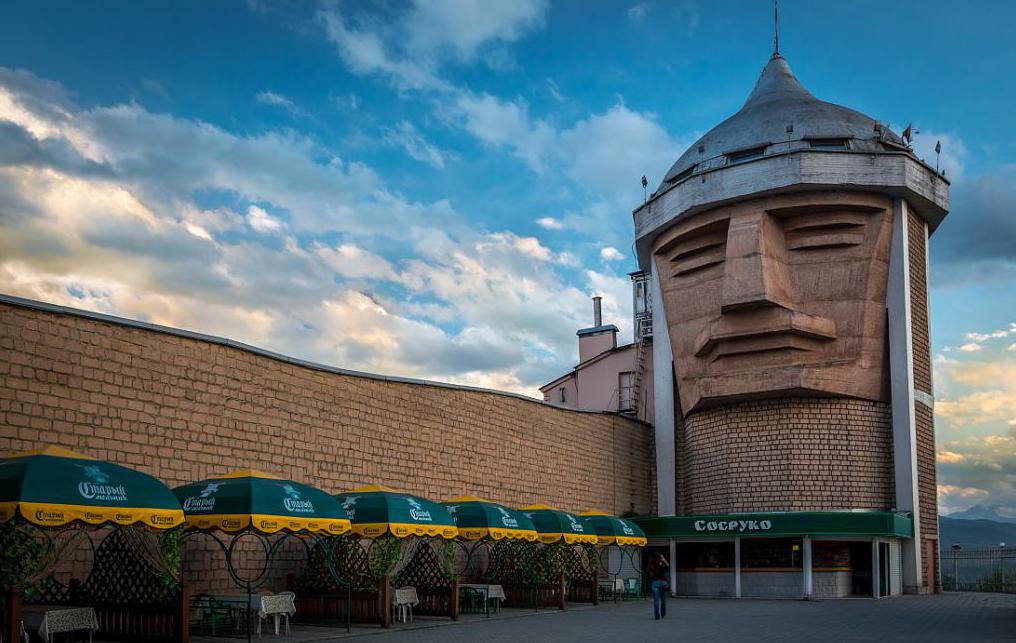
xmin=0 ymin=0 xmax=1014 ymax=518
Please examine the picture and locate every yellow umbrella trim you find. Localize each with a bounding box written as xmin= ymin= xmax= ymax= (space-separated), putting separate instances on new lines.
xmin=537 ymin=531 xmax=600 ymax=545
xmin=0 ymin=501 xmax=183 ymax=530
xmin=595 ymin=534 xmax=648 ymax=547
xmin=457 ymin=526 xmax=539 ymax=542
xmin=184 ymin=513 xmax=351 ymax=535
xmin=213 ymin=470 xmax=283 ymax=480
xmin=7 ymin=446 xmax=96 ymax=460
xmin=352 ymin=521 xmax=458 ymax=539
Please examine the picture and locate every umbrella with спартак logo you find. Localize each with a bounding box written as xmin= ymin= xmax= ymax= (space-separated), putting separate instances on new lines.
xmin=173 ymin=470 xmax=350 ymax=535
xmin=0 ymin=445 xmax=183 ymax=530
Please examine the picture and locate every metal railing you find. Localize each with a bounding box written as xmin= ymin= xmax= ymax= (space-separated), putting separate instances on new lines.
xmin=940 ymin=546 xmax=1016 ymax=593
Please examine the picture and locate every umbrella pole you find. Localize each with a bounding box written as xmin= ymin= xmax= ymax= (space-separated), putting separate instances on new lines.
xmin=247 ymin=581 xmax=252 ymax=643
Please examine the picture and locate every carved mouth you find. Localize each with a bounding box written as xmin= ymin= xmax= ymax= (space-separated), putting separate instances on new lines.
xmin=694 ymin=308 xmax=836 ymax=361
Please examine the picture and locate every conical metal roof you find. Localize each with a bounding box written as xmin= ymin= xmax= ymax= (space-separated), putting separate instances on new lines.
xmin=660 ymin=55 xmax=903 ymax=187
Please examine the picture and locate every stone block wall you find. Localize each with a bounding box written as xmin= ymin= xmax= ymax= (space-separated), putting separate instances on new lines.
xmin=677 ymin=397 xmax=895 ymax=515
xmin=0 ymin=298 xmax=654 ymax=515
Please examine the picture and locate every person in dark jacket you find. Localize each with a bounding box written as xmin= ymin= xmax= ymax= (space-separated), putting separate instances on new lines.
xmin=648 ymin=552 xmax=670 ymax=619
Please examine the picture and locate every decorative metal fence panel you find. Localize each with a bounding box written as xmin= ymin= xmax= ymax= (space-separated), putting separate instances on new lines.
xmin=940 ymin=547 xmax=1016 ymax=593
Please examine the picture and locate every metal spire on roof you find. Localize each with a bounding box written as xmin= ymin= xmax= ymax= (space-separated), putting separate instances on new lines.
xmin=773 ymin=0 xmax=780 ymax=58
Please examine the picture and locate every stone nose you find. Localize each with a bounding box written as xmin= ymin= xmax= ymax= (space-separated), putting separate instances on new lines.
xmin=721 ymin=212 xmax=793 ymax=313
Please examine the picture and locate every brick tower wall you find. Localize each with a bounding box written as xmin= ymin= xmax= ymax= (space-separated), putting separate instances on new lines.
xmin=677 ymin=397 xmax=895 ymax=515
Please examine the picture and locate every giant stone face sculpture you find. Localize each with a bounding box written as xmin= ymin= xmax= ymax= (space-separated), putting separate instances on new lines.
xmin=653 ymin=191 xmax=893 ymax=414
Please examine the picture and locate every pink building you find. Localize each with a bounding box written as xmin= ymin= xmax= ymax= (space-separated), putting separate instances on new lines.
xmin=540 ymin=274 xmax=654 ymax=424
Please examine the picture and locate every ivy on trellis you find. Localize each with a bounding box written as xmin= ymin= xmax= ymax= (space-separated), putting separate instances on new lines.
xmin=393 ymin=543 xmax=452 ymax=589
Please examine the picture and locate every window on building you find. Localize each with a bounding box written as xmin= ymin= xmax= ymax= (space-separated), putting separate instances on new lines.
xmin=675 ymin=542 xmax=735 ymax=570
xmin=740 ymin=538 xmax=804 ymax=570
xmin=618 ymin=371 xmax=634 ymax=412
xmin=807 ymin=137 xmax=850 ymax=151
xmin=725 ymin=146 xmax=767 ymax=164
xmin=558 ymin=387 xmax=567 ymax=403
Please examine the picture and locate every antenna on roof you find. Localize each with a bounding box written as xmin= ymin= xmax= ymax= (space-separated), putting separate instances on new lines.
xmin=935 ymin=140 xmax=942 ymax=173
xmin=773 ymin=0 xmax=780 ymax=58
xmin=641 ymin=175 xmax=649 ymax=203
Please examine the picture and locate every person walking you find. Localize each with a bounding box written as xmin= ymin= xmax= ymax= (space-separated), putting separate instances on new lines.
xmin=649 ymin=552 xmax=670 ymax=620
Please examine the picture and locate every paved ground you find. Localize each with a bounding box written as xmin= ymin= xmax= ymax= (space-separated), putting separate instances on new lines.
xmin=345 ymin=593 xmax=1016 ymax=643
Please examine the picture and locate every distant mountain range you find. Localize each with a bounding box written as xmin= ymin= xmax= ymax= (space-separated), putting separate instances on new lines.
xmin=945 ymin=505 xmax=1016 ymax=524
xmin=940 ymin=517 xmax=1016 ymax=550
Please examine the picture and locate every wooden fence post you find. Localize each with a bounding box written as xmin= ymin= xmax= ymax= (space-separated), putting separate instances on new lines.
xmin=4 ymin=585 xmax=22 ymax=643
xmin=450 ymin=579 xmax=459 ymax=620
xmin=174 ymin=584 xmax=190 ymax=643
xmin=557 ymin=571 xmax=566 ymax=610
xmin=380 ymin=576 xmax=391 ymax=628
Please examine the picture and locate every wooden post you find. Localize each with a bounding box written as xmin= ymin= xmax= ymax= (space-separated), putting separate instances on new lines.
xmin=380 ymin=576 xmax=391 ymax=628
xmin=557 ymin=571 xmax=566 ymax=610
xmin=450 ymin=579 xmax=459 ymax=620
xmin=4 ymin=585 xmax=22 ymax=643
xmin=174 ymin=584 xmax=190 ymax=643
xmin=592 ymin=574 xmax=599 ymax=605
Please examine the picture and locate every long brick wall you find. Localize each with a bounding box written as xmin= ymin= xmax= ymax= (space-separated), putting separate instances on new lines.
xmin=677 ymin=397 xmax=895 ymax=515
xmin=0 ymin=298 xmax=654 ymax=517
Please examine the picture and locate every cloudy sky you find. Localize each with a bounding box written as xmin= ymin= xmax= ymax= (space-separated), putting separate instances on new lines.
xmin=0 ymin=1 xmax=1014 ymax=517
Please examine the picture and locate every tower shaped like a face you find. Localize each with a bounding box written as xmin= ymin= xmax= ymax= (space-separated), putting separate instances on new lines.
xmin=654 ymin=191 xmax=893 ymax=413
xmin=636 ymin=55 xmax=947 ymax=416
xmin=634 ymin=53 xmax=948 ymax=594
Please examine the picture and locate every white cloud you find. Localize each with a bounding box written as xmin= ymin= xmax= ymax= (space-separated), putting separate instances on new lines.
xmin=382 ymin=120 xmax=448 ymax=168
xmin=626 ymin=3 xmax=651 ymax=23
xmin=536 ymin=216 xmax=564 ymax=230
xmin=316 ymin=0 xmax=547 ymax=91
xmin=0 ymin=66 xmax=616 ymax=396
xmin=958 ymin=342 xmax=983 ymax=352
xmin=404 ymin=0 xmax=547 ymax=62
xmin=246 ymin=205 xmax=283 ymax=233
xmin=256 ymin=90 xmax=302 ymax=115
xmin=600 ymin=247 xmax=625 ymax=261
xmin=315 ymin=242 xmax=396 ymax=280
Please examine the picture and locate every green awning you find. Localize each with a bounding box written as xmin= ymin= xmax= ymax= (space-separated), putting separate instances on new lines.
xmin=0 ymin=446 xmax=183 ymax=530
xmin=633 ymin=511 xmax=913 ymax=539
xmin=580 ymin=511 xmax=648 ymax=547
xmin=443 ymin=496 xmax=538 ymax=541
xmin=521 ymin=504 xmax=599 ymax=545
xmin=333 ymin=485 xmax=457 ymax=539
xmin=173 ymin=470 xmax=351 ymax=535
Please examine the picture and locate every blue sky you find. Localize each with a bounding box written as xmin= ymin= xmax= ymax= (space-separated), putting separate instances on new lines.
xmin=0 ymin=0 xmax=1014 ymax=517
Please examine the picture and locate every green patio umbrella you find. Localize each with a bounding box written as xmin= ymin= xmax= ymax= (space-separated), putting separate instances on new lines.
xmin=443 ymin=496 xmax=538 ymax=541
xmin=333 ymin=485 xmax=457 ymax=539
xmin=0 ymin=446 xmax=183 ymax=529
xmin=520 ymin=504 xmax=598 ymax=545
xmin=579 ymin=511 xmax=648 ymax=547
xmin=173 ymin=469 xmax=351 ymax=535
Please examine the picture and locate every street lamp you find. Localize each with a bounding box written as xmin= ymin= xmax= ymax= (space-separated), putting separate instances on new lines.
xmin=951 ymin=544 xmax=961 ymax=591
xmin=1001 ymin=542 xmax=1007 ymax=593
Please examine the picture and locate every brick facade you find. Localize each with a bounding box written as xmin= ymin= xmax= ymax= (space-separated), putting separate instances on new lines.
xmin=677 ymin=397 xmax=895 ymax=515
xmin=908 ymin=208 xmax=938 ymax=589
xmin=0 ymin=300 xmax=654 ymax=516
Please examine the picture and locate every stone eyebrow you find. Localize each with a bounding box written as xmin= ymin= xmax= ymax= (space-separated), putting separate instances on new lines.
xmin=773 ymin=207 xmax=878 ymax=251
xmin=657 ymin=218 xmax=730 ymax=276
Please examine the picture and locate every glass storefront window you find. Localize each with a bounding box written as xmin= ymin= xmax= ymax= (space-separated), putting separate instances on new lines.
xmin=740 ymin=538 xmax=804 ymax=570
xmin=676 ymin=542 xmax=735 ymax=570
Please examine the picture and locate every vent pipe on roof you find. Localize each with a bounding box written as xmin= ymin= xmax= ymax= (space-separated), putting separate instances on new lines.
xmin=593 ymin=296 xmax=603 ymax=327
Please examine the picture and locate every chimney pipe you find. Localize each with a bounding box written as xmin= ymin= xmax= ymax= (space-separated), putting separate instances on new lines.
xmin=593 ymin=296 xmax=603 ymax=327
